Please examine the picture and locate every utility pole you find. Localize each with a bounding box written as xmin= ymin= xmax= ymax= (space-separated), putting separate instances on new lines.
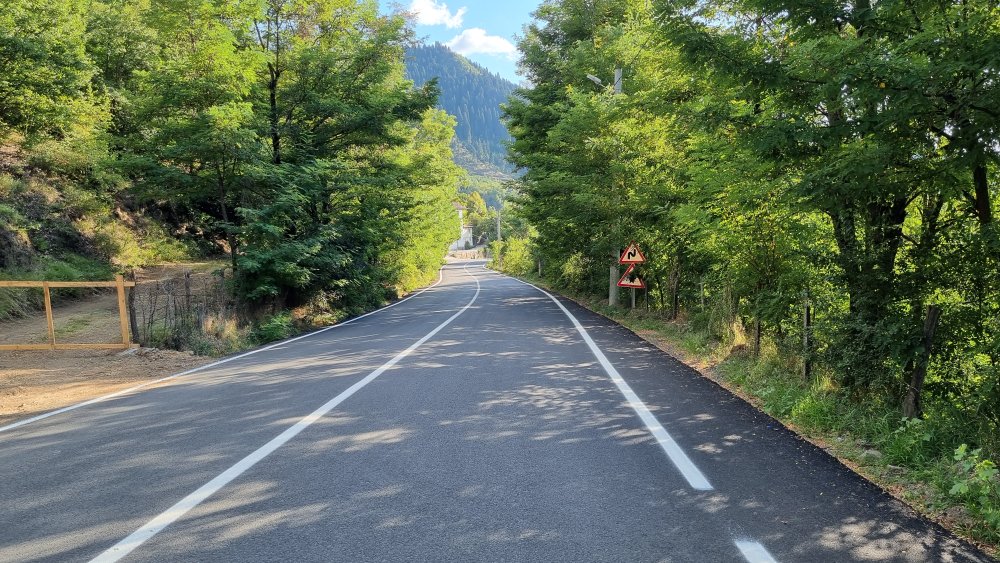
xmin=609 ymin=256 xmax=619 ymax=307
xmin=496 ymin=206 xmax=501 ymax=243
xmin=607 ymin=68 xmax=623 ymax=307
xmin=587 ymin=68 xmax=625 ymax=307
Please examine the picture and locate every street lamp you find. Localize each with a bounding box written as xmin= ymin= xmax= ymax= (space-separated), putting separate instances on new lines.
xmin=586 ymin=68 xmax=624 ymax=306
xmin=586 ymin=69 xmax=622 ymax=94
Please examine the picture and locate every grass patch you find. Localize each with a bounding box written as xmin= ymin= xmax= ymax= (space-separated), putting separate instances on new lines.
xmin=0 ymin=254 xmax=114 ymax=283
xmin=53 ymin=316 xmax=94 ymax=338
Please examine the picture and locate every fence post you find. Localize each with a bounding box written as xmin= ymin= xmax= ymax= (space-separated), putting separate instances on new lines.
xmin=128 ymin=270 xmax=139 ymax=346
xmin=43 ymin=282 xmax=55 ymax=350
xmin=116 ymin=275 xmax=131 ymax=346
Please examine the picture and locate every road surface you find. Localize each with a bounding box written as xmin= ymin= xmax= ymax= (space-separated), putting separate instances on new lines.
xmin=0 ymin=261 xmax=992 ymax=562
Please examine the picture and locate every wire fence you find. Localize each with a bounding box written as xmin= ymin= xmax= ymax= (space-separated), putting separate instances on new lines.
xmin=128 ymin=269 xmax=236 ymax=350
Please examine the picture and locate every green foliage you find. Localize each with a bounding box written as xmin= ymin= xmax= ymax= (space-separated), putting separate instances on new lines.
xmin=559 ymin=252 xmax=592 ymax=292
xmin=253 ymin=312 xmax=295 ymax=344
xmin=0 ymin=254 xmax=112 ymax=285
xmin=885 ymin=418 xmax=935 ymax=466
xmin=388 ymin=109 xmax=463 ymax=292
xmin=490 ymin=236 xmax=535 ymax=276
xmin=0 ymin=0 xmax=465 ymax=352
xmin=506 ymin=0 xmax=999 ymax=542
xmin=951 ymin=445 xmax=1000 ymax=536
xmin=507 ymin=0 xmax=999 ymax=439
xmin=0 ymin=254 xmax=113 ymax=320
xmin=0 ymin=0 xmax=95 ymax=133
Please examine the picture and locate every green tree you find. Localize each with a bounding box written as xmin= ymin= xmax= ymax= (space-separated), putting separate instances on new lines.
xmin=0 ymin=0 xmax=94 ymax=133
xmin=129 ymin=0 xmax=263 ymax=271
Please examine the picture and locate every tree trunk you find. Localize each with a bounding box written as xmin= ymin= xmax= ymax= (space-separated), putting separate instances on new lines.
xmin=973 ymin=162 xmax=992 ymax=226
xmin=803 ymin=297 xmax=812 ymax=380
xmin=268 ymin=65 xmax=281 ymax=165
xmin=218 ymin=176 xmax=238 ymax=273
xmin=655 ymin=274 xmax=665 ymax=310
xmin=829 ymin=200 xmax=907 ymax=384
xmin=902 ymin=305 xmax=943 ymax=419
xmin=668 ymin=260 xmax=681 ymax=320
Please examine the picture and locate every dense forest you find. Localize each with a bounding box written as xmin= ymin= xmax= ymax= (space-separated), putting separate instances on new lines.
xmin=405 ymin=43 xmax=516 ymax=177
xmin=0 ymin=0 xmax=460 ymax=333
xmin=498 ymin=0 xmax=1000 ymax=541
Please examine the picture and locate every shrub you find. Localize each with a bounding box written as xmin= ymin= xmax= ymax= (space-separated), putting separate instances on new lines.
xmin=253 ymin=312 xmax=295 ymax=344
xmin=497 ymin=236 xmax=535 ymax=275
xmin=950 ymin=445 xmax=1000 ymax=536
xmin=559 ymin=252 xmax=590 ymax=291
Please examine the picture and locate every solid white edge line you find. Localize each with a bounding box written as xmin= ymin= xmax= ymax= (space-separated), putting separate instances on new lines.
xmin=0 ymin=266 xmax=449 ymax=435
xmin=735 ymin=540 xmax=779 ymax=563
xmin=89 ymin=264 xmax=480 ymax=563
xmin=493 ymin=268 xmax=713 ymax=491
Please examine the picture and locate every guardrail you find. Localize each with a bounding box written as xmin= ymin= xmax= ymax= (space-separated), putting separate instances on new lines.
xmin=0 ymin=276 xmax=137 ymax=351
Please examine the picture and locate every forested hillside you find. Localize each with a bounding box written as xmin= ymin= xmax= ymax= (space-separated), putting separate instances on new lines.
xmin=498 ymin=0 xmax=1000 ymax=543
xmin=405 ymin=43 xmax=516 ymax=177
xmin=0 ymin=0 xmax=460 ymax=332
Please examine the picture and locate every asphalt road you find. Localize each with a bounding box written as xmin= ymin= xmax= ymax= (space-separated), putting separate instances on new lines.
xmin=0 ymin=261 xmax=993 ymax=562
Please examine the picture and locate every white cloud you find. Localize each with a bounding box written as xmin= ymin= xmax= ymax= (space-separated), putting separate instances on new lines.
xmin=409 ymin=0 xmax=467 ymax=28
xmin=445 ymin=28 xmax=517 ymax=59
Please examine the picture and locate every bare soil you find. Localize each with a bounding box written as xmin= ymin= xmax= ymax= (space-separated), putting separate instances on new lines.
xmin=0 ymin=348 xmax=211 ymax=427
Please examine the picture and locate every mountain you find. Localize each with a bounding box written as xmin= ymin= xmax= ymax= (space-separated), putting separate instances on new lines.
xmin=405 ymin=44 xmax=517 ymax=178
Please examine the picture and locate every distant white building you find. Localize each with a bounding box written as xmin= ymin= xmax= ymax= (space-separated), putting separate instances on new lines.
xmin=449 ymin=202 xmax=474 ymax=251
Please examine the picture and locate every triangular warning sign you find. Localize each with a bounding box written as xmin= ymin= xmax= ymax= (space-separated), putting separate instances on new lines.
xmin=619 ymin=242 xmax=646 ymax=264
xmin=617 ymin=264 xmax=645 ymax=288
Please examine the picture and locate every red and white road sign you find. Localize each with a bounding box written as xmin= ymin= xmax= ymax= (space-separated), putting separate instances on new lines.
xmin=617 ymin=264 xmax=645 ymax=288
xmin=619 ymin=242 xmax=646 ymax=264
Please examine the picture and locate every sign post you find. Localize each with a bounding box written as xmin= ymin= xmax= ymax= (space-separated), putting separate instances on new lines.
xmin=617 ymin=242 xmax=646 ymax=309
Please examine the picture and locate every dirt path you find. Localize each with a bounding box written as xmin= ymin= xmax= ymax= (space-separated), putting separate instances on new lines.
xmin=0 ymin=262 xmax=225 ymax=427
xmin=0 ymin=292 xmax=122 ymax=345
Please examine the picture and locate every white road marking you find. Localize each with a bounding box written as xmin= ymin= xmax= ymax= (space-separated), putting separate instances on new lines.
xmin=89 ymin=265 xmax=480 ymax=563
xmin=735 ymin=540 xmax=779 ymax=562
xmin=492 ymin=268 xmax=777 ymax=556
xmin=0 ymin=267 xmax=450 ymax=435
xmin=501 ymin=271 xmax=713 ymax=491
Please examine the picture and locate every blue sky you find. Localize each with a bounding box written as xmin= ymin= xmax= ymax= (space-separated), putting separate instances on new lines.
xmin=379 ymin=0 xmax=540 ymax=83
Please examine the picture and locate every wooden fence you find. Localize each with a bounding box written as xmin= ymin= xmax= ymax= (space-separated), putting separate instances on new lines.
xmin=0 ymin=276 xmax=136 ymax=351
